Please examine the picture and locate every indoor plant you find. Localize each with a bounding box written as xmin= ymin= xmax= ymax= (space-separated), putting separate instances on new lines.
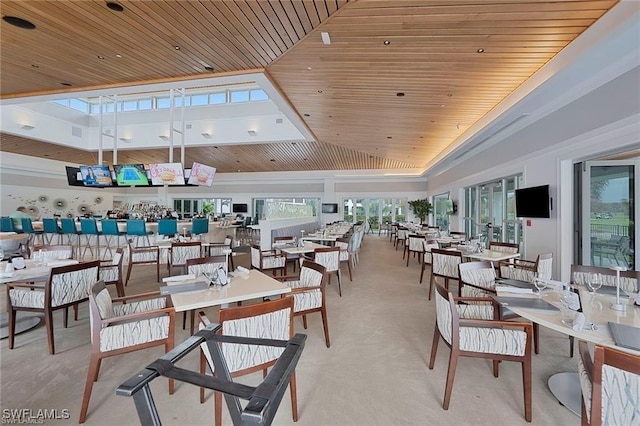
xmin=408 ymin=198 xmax=432 ymax=224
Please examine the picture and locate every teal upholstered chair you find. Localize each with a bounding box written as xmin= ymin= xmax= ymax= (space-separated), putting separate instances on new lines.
xmin=191 ymin=218 xmax=209 ymax=240
xmin=158 ymin=219 xmax=178 ymax=238
xmin=101 ymin=219 xmax=125 ymax=257
xmin=21 ymin=217 xmax=45 ymax=247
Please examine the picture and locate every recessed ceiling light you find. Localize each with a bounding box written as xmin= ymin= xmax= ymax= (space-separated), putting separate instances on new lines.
xmin=383 ymin=40 xmax=390 ymax=45
xmin=119 ymin=137 xmax=131 ymax=143
xmin=159 ymin=135 xmax=169 ymax=141
xmin=60 ymin=82 xmax=72 ymax=87
xmin=387 ymin=136 xmax=392 ymax=139
xmin=204 ymin=66 xmax=214 ymax=72
xmin=174 ymin=45 xmax=181 ymax=50
xmin=477 ymin=48 xmax=484 ymax=53
xmin=447 ymin=93 xmax=453 ymax=97
xmin=321 ymin=32 xmax=331 ymax=45
xmin=20 ymin=124 xmax=35 ymax=130
xmin=115 ymin=54 xmax=122 ymax=58
xmin=270 ymin=159 xmax=276 ymax=162
xmin=303 ymin=113 xmax=310 ymax=117
xmin=396 ymin=92 xmax=405 ymax=97
xmin=2 ymin=16 xmax=36 ymax=29
xmin=317 ymin=90 xmax=323 ymax=93
xmin=441 ymin=104 xmax=445 ymax=107
xmin=31 ymin=64 xmax=39 ymax=68
xmin=106 ymin=2 xmax=124 ymax=12
xmin=97 ymin=55 xmax=105 ymax=60
xmin=307 ymin=67 xmax=312 ymax=70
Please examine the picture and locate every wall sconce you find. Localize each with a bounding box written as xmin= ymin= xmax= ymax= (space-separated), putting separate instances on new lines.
xmin=247 ymin=130 xmax=257 ymax=136
xmin=159 ymin=135 xmax=169 ymax=141
xmin=119 ymin=137 xmax=131 ymax=143
xmin=201 ymin=132 xmax=213 ymax=139
xmin=20 ymin=124 xmax=35 ymax=130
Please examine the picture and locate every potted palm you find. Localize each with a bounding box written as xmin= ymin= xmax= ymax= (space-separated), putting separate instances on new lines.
xmin=408 ymin=198 xmax=432 ymax=224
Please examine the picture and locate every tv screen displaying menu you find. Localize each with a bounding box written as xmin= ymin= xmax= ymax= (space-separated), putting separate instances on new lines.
xmin=113 ymin=164 xmax=149 ymax=186
xmin=148 ymin=162 xmax=185 ymax=185
xmin=80 ymin=165 xmax=113 ymax=187
xmin=187 ymin=162 xmax=216 ymax=187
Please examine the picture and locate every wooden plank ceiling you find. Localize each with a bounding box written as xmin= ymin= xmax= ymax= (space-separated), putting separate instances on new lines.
xmin=0 ymin=0 xmax=619 ymax=172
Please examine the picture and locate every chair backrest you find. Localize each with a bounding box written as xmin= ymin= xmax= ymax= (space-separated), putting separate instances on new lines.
xmin=408 ymin=234 xmax=426 ymax=251
xmin=397 ymin=228 xmax=409 ymax=239
xmin=459 ymin=261 xmax=496 ymax=289
xmin=0 ymin=217 xmax=15 ymax=232
xmin=101 ymin=219 xmax=120 ymax=236
xmin=535 ymin=252 xmax=553 ymax=280
xmin=489 ymin=241 xmax=519 ymax=254
xmin=20 ymin=218 xmax=35 ymax=233
xmin=449 ymin=231 xmax=467 ymax=239
xmin=434 ymin=283 xmax=457 ymax=346
xmin=80 ymin=218 xmax=99 ymax=235
xmin=34 ymin=245 xmax=74 ymax=261
xmin=43 ymin=218 xmax=60 ymax=233
xmin=431 ymin=248 xmax=463 ymax=279
xmin=186 ymin=255 xmax=227 ymax=276
xmin=250 ymin=244 xmax=262 ymax=268
xmin=99 ymin=248 xmax=124 ymax=284
xmin=581 ymin=343 xmax=640 ymax=426
xmin=274 ymin=236 xmax=295 ymax=244
xmin=570 ymin=264 xmax=638 ymax=293
xmin=48 ymin=260 xmax=100 ymax=307
xmin=170 ymin=241 xmax=201 ymax=266
xmin=313 ymin=246 xmax=340 ymax=273
xmin=60 ymin=218 xmax=77 ymax=234
xmin=203 ymin=297 xmax=294 ymax=375
xmin=126 ymin=219 xmax=147 ymax=236
xmin=423 ymin=239 xmax=440 ymax=263
xmin=298 ymin=260 xmax=326 ymax=288
xmin=191 ymin=218 xmax=209 ymax=235
xmin=158 ymin=219 xmax=178 ymax=236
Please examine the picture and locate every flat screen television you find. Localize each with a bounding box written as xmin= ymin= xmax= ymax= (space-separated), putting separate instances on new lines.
xmin=113 ymin=164 xmax=149 ymax=186
xmin=65 ymin=166 xmax=84 ymax=187
xmin=187 ymin=162 xmax=216 ymax=187
xmin=321 ymin=203 xmax=338 ymax=214
xmin=232 ymin=203 xmax=248 ymax=213
xmin=148 ymin=162 xmax=185 ymax=185
xmin=444 ymin=199 xmax=456 ymax=215
xmin=80 ymin=165 xmax=113 ymax=187
xmin=515 ymin=185 xmax=551 ymax=218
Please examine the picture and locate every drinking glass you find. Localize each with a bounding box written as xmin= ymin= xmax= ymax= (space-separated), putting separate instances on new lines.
xmin=587 ymin=273 xmax=602 ymax=295
xmin=533 ymin=272 xmax=547 ymax=297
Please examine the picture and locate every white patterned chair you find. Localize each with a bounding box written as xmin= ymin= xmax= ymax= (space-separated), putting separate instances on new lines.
xmin=125 ymin=238 xmax=159 ymax=286
xmin=309 ymin=246 xmax=342 ymax=297
xmin=33 ymin=244 xmax=74 ymax=262
xmin=98 ymin=247 xmax=125 ymax=297
xmin=429 ymin=283 xmax=533 ymax=422
xmin=578 ymin=341 xmax=640 ymax=426
xmin=6 ymin=260 xmax=100 ymax=355
xmin=428 ymin=248 xmax=463 ymax=300
xmin=181 ymin=255 xmax=228 ymax=334
xmin=168 ymin=241 xmax=202 ymax=276
xmin=395 ymin=227 xmax=409 ymax=251
xmin=276 ymin=260 xmax=330 ymax=347
xmin=499 ymin=252 xmax=553 ymax=282
xmin=208 ymin=235 xmax=234 ymax=269
xmin=335 ymin=237 xmax=353 ymax=281
xmin=419 ymin=239 xmax=440 ymax=284
xmin=489 ymin=241 xmax=520 ymax=254
xmin=250 ymin=244 xmax=286 ymax=276
xmin=197 ymin=297 xmax=298 ymax=426
xmin=273 ymin=235 xmax=299 ymax=273
xmin=79 ymin=280 xmax=175 ymax=423
xmin=405 ymin=234 xmax=425 ymax=266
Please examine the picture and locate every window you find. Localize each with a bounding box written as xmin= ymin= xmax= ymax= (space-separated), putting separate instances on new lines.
xmin=210 ymin=92 xmax=227 ymax=104
xmin=138 ymin=99 xmax=152 ymax=110
xmin=122 ymin=100 xmax=137 ymax=112
xmin=250 ymin=89 xmax=268 ymax=101
xmin=69 ymin=98 xmax=89 ymax=113
xmin=156 ymin=97 xmax=170 ymax=109
xmin=230 ymin=90 xmax=250 ymax=103
xmin=343 ymin=198 xmax=407 ymax=226
xmin=253 ymin=198 xmax=319 ymax=220
xmin=191 ymin=94 xmax=208 ymax=106
xmin=433 ymin=193 xmax=450 ymax=229
xmin=173 ymin=198 xmax=231 ymax=219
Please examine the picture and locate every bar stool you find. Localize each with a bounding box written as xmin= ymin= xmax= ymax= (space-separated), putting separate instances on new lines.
xmin=101 ymin=219 xmax=125 ymax=258
xmin=157 ymin=219 xmax=178 ymax=239
xmin=191 ymin=218 xmax=209 ymax=240
xmin=126 ymin=219 xmax=153 ymax=247
xmin=60 ymin=218 xmax=81 ymax=255
xmin=1 ymin=217 xmax=17 ymax=232
xmin=21 ymin=217 xmax=45 ymax=248
xmin=80 ymin=218 xmax=102 ymax=259
xmin=43 ymin=218 xmax=63 ymax=245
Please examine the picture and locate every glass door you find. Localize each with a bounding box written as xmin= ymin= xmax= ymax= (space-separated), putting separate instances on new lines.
xmin=581 ymin=160 xmax=637 ymax=269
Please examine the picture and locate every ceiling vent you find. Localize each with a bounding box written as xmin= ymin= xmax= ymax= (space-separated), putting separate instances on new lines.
xmin=71 ymin=126 xmax=82 ymax=137
xmin=276 ymin=118 xmax=283 ymax=124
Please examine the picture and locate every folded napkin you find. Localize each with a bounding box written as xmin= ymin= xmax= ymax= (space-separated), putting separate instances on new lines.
xmin=162 ymin=274 xmax=196 ymax=283
xmin=495 ymin=285 xmax=533 ymax=294
xmin=541 ymin=279 xmax=565 ymax=288
xmin=0 ymin=272 xmax=15 ymax=278
xmin=236 ymin=266 xmax=250 ymax=274
xmin=46 ymin=259 xmax=80 ymax=267
xmin=572 ymin=313 xmax=586 ymax=331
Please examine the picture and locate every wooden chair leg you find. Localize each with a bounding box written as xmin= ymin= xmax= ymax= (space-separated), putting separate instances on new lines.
xmin=347 ymin=259 xmax=353 ymax=281
xmin=321 ymin=307 xmax=330 ymax=348
xmin=166 ymin=342 xmax=174 ymax=395
xmin=74 ymin=303 xmax=79 ymax=321
xmin=290 ymin=372 xmax=298 ymax=422
xmin=428 ymin=324 xmax=440 ymax=369
xmin=534 ymin=323 xmax=540 ymax=355
xmin=337 ymin=270 xmax=342 ymax=297
xmin=115 ymin=281 xmax=125 ymax=298
xmin=569 ymin=335 xmax=574 ymax=357
xmin=493 ymin=360 xmax=500 ymax=377
xmin=428 ymin=274 xmax=435 ymax=300
xmin=79 ymin=353 xmax=102 ymax=424
xmin=199 ymin=352 xmax=206 ymax=404
xmin=214 ymin=390 xmax=223 ymax=426
xmin=156 ymin=260 xmax=160 ymax=282
xmin=45 ymin=309 xmax=55 ymax=355
xmin=8 ymin=308 xmax=16 ymax=349
xmin=420 ymin=262 xmax=426 ymax=284
xmin=442 ymin=351 xmax=459 ymax=410
xmin=302 ymin=314 xmax=308 ymax=329
xmin=182 ymin=311 xmax=187 ymax=330
xmin=63 ymin=307 xmax=69 ymax=328
xmin=522 ymin=358 xmax=532 ymax=422
xmin=125 ymin=262 xmax=133 ymax=286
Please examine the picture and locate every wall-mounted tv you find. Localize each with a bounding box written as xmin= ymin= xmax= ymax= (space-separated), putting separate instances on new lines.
xmin=65 ymin=166 xmax=84 ymax=187
xmin=321 ymin=203 xmax=339 ymax=214
xmin=187 ymin=162 xmax=216 ymax=187
xmin=113 ymin=164 xmax=149 ymax=186
xmin=80 ymin=165 xmax=113 ymax=187
xmin=148 ymin=162 xmax=185 ymax=185
xmin=445 ymin=199 xmax=457 ymax=215
xmin=515 ymin=185 xmax=551 ymax=218
xmin=232 ymin=203 xmax=248 ymax=213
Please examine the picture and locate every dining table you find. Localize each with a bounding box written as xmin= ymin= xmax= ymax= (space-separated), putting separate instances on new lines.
xmin=276 ymin=241 xmax=328 ymax=255
xmin=494 ymin=283 xmax=640 ymax=415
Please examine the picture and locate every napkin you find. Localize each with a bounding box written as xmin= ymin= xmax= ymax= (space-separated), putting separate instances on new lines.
xmin=162 ymin=274 xmax=196 ymax=282
xmin=495 ymin=285 xmax=533 ymax=294
xmin=236 ymin=266 xmax=250 ymax=274
xmin=0 ymin=272 xmax=15 ymax=278
xmin=541 ymin=279 xmax=565 ymax=288
xmin=572 ymin=313 xmax=586 ymax=331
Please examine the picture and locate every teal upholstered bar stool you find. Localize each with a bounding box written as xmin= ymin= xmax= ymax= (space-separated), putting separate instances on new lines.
xmin=60 ymin=218 xmax=81 ymax=255
xmin=157 ymin=219 xmax=178 ymax=239
xmin=126 ymin=219 xmax=153 ymax=247
xmin=191 ymin=218 xmax=209 ymax=240
xmin=1 ymin=217 xmax=17 ymax=232
xmin=80 ymin=218 xmax=102 ymax=259
xmin=21 ymin=217 xmax=45 ymax=247
xmin=101 ymin=219 xmax=125 ymax=258
xmin=42 ymin=218 xmax=62 ymax=245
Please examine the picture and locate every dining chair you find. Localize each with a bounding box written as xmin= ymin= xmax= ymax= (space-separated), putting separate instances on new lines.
xmin=429 ymin=283 xmax=533 ymax=422
xmin=489 ymin=241 xmax=520 ymax=254
xmin=207 ymin=235 xmax=234 ymax=270
xmin=21 ymin=217 xmax=45 ymax=247
xmin=419 ymin=239 xmax=440 ymax=284
xmin=157 ymin=218 xmax=178 ymax=238
xmin=578 ymin=341 xmax=640 ymax=426
xmin=405 ymin=234 xmax=425 ymax=266
xmin=168 ymin=241 xmax=202 ymax=276
xmin=389 ymin=222 xmax=398 ymax=243
xmin=42 ymin=218 xmax=63 ymax=245
xmin=197 ymin=297 xmax=298 ymax=426
xmin=309 ymin=246 xmax=342 ymax=297
xmin=33 ymin=244 xmax=74 ymax=262
xmin=125 ymin=238 xmax=160 ymax=286
xmin=335 ymin=237 xmax=353 ymax=281
xmin=499 ymin=252 xmax=553 ymax=282
xmin=276 ymin=260 xmax=330 ymax=347
xmin=395 ymin=227 xmax=409 ymax=251
xmin=250 ymin=244 xmax=286 ymax=276
xmin=79 ymin=280 xmax=175 ymax=423
xmin=428 ymin=248 xmax=463 ymax=300
xmin=98 ymin=247 xmax=125 ymax=297
xmin=182 ymin=255 xmax=228 ymax=334
xmin=274 ymin=235 xmax=299 ymax=273
xmin=6 ymin=260 xmax=100 ymax=354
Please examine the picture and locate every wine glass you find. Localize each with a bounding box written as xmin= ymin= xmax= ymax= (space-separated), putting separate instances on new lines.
xmin=533 ymin=272 xmax=547 ymax=297
xmin=587 ymin=273 xmax=602 ymax=296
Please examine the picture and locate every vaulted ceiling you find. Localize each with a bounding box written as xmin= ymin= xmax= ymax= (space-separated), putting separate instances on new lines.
xmin=0 ymin=0 xmax=619 ymax=173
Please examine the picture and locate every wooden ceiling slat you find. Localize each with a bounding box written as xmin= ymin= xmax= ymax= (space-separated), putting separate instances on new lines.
xmin=290 ymin=0 xmax=315 ymax=34
xmin=302 ymin=0 xmax=322 ymax=28
xmin=234 ymin=1 xmax=289 ymax=54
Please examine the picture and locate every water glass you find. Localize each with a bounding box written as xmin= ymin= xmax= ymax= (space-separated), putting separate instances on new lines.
xmin=587 ymin=273 xmax=602 ymax=295
xmin=533 ymin=273 xmax=547 ymax=296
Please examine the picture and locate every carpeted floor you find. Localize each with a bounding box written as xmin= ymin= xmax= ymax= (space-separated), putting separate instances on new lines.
xmin=0 ymin=235 xmax=580 ymax=425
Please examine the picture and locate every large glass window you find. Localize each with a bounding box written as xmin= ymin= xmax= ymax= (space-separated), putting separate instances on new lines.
xmin=433 ymin=193 xmax=450 ymax=229
xmin=173 ymin=198 xmax=231 ymax=219
xmin=342 ymin=198 xmax=407 ymax=228
xmin=253 ymin=198 xmax=319 ymax=220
